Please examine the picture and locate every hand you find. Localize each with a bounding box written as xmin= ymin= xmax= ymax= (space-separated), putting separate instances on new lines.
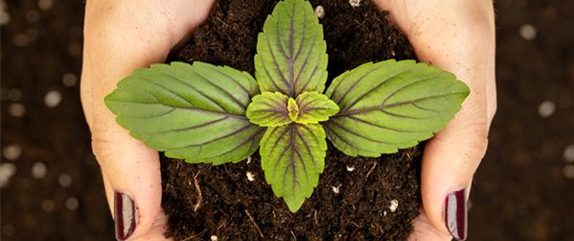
xmin=373 ymin=0 xmax=497 ymax=240
xmin=80 ymin=0 xmax=215 ymax=240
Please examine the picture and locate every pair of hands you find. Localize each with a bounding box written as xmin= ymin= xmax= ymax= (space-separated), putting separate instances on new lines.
xmin=81 ymin=0 xmax=496 ymax=240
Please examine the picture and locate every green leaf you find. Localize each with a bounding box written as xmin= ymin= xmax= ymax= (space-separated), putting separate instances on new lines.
xmin=255 ymin=0 xmax=328 ymax=97
xmin=105 ymin=61 xmax=265 ymax=164
xmin=260 ymin=123 xmax=327 ymax=212
xmin=246 ymin=92 xmax=292 ymax=127
xmin=324 ymin=60 xmax=470 ymax=157
xmin=295 ymin=91 xmax=339 ymax=124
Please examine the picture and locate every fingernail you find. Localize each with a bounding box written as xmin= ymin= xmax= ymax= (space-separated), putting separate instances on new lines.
xmin=445 ymin=189 xmax=467 ymax=240
xmin=114 ymin=191 xmax=137 ymax=240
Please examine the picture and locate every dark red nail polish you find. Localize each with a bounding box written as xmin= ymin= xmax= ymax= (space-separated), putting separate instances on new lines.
xmin=445 ymin=189 xmax=467 ymax=241
xmin=114 ymin=191 xmax=137 ymax=240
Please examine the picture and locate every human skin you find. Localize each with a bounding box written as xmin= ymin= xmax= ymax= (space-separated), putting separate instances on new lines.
xmin=81 ymin=0 xmax=496 ymax=240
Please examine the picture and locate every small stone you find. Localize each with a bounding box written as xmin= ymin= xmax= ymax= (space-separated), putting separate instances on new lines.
xmin=44 ymin=90 xmax=62 ymax=108
xmin=41 ymin=199 xmax=55 ymax=212
xmin=32 ymin=162 xmax=47 ymax=179
xmin=346 ymin=165 xmax=355 ymax=172
xmin=38 ymin=0 xmax=53 ymax=11
xmin=62 ymin=73 xmax=77 ymax=87
xmin=538 ymin=101 xmax=555 ymax=117
xmin=315 ymin=5 xmax=325 ymax=19
xmin=564 ymin=145 xmax=574 ymax=162
xmin=0 ymin=163 xmax=17 ymax=188
xmin=520 ymin=24 xmax=536 ymax=40
xmin=246 ymin=171 xmax=255 ymax=182
xmin=563 ymin=165 xmax=574 ymax=179
xmin=58 ymin=173 xmax=72 ymax=187
xmin=210 ymin=235 xmax=218 ymax=241
xmin=389 ymin=199 xmax=399 ymax=212
xmin=349 ymin=0 xmax=361 ymax=7
xmin=65 ymin=197 xmax=79 ymax=210
xmin=8 ymin=103 xmax=25 ymax=117
xmin=3 ymin=144 xmax=21 ymax=160
xmin=332 ymin=185 xmax=341 ymax=194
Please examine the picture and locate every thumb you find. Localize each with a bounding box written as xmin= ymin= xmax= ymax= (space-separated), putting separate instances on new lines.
xmin=92 ymin=123 xmax=165 ymax=241
xmin=420 ymin=101 xmax=488 ymax=240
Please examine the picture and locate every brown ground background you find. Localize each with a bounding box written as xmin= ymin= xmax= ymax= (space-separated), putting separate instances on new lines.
xmin=1 ymin=0 xmax=573 ymax=240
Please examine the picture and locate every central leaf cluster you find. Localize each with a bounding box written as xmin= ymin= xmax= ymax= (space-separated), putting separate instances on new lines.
xmin=246 ymin=91 xmax=339 ymax=127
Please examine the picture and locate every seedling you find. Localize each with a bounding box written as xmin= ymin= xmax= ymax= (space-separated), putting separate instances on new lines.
xmin=105 ymin=0 xmax=469 ymax=212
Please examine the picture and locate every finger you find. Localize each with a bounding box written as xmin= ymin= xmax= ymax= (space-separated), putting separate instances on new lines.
xmin=409 ymin=211 xmax=452 ymax=241
xmin=103 ymin=174 xmax=172 ymax=241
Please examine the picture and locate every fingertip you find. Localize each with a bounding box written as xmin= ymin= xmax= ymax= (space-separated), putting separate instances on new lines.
xmin=94 ymin=136 xmax=164 ymax=241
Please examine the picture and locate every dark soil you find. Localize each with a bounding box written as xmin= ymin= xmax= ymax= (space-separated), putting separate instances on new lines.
xmin=161 ymin=0 xmax=421 ymax=240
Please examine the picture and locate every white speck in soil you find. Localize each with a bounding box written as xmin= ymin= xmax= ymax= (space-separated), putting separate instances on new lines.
xmin=0 ymin=163 xmax=17 ymax=188
xmin=32 ymin=162 xmax=47 ymax=179
xmin=563 ymin=165 xmax=574 ymax=179
xmin=26 ymin=10 xmax=39 ymax=23
xmin=68 ymin=43 xmax=82 ymax=57
xmin=65 ymin=197 xmax=79 ymax=210
xmin=3 ymin=144 xmax=22 ymax=160
xmin=519 ymin=24 xmax=537 ymax=40
xmin=315 ymin=5 xmax=325 ymax=19
xmin=564 ymin=145 xmax=574 ymax=162
xmin=383 ymin=211 xmax=387 ymax=216
xmin=8 ymin=88 xmax=22 ymax=101
xmin=246 ymin=156 xmax=252 ymax=164
xmin=389 ymin=199 xmax=399 ymax=212
xmin=41 ymin=199 xmax=55 ymax=212
xmin=2 ymin=224 xmax=15 ymax=237
xmin=38 ymin=0 xmax=53 ymax=11
xmin=349 ymin=0 xmax=361 ymax=8
xmin=58 ymin=173 xmax=72 ymax=187
xmin=210 ymin=235 xmax=218 ymax=241
xmin=538 ymin=100 xmax=555 ymax=117
xmin=62 ymin=73 xmax=77 ymax=87
xmin=44 ymin=90 xmax=62 ymax=108
xmin=246 ymin=171 xmax=255 ymax=182
xmin=332 ymin=185 xmax=341 ymax=194
xmin=13 ymin=33 xmax=30 ymax=47
xmin=9 ymin=103 xmax=26 ymax=117
xmin=346 ymin=165 xmax=355 ymax=172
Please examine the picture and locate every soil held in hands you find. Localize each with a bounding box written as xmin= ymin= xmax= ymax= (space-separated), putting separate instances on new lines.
xmin=161 ymin=0 xmax=421 ymax=240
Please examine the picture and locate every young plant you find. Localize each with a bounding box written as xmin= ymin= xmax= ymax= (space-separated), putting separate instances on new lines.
xmin=105 ymin=0 xmax=469 ymax=212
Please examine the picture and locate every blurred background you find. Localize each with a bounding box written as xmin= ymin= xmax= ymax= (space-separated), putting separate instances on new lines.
xmin=1 ymin=0 xmax=572 ymax=240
